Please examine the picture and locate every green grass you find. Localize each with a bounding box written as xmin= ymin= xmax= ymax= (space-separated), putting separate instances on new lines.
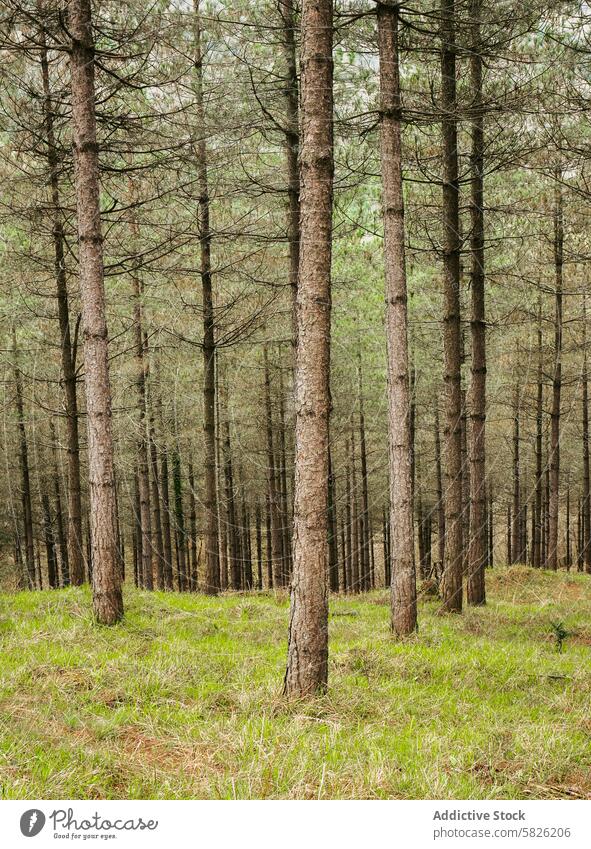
xmin=0 ymin=565 xmax=590 ymax=799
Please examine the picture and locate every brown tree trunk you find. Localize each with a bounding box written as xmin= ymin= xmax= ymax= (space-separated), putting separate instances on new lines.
xmin=147 ymin=380 xmax=164 ymax=590
xmin=68 ymin=0 xmax=122 ymax=623
xmin=131 ymin=241 xmax=152 ymax=591
xmin=511 ymin=382 xmax=521 ymax=564
xmin=439 ymin=0 xmax=463 ymax=612
xmin=41 ymin=37 xmax=84 ymax=587
xmin=582 ymin=297 xmax=591 ymax=572
xmin=50 ymin=420 xmax=68 ymax=586
xmin=328 ymin=447 xmax=339 ymax=592
xmin=13 ymin=331 xmax=35 ymax=589
xmin=533 ymin=297 xmax=543 ymax=568
xmin=466 ymin=0 xmax=486 ymax=605
xmin=434 ymin=402 xmax=445 ymax=572
xmin=350 ymin=426 xmax=360 ymax=593
xmin=278 ymin=0 xmax=301 ymax=342
xmin=156 ymin=395 xmax=174 ymax=590
xmin=357 ymin=358 xmax=371 ymax=593
xmin=284 ymin=0 xmax=333 ymax=696
xmin=264 ymin=347 xmax=284 ymax=588
xmin=377 ymin=0 xmax=416 ymax=634
xmin=255 ymin=502 xmax=263 ymax=590
xmin=547 ymin=178 xmax=563 ymax=570
xmin=194 ymin=0 xmax=219 ymax=594
xmin=172 ymin=449 xmax=187 ymax=591
xmin=188 ymin=461 xmax=198 ymax=590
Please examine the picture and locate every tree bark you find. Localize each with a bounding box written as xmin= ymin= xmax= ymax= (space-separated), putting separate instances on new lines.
xmin=377 ymin=0 xmax=417 ymax=634
xmin=439 ymin=0 xmax=463 ymax=612
xmin=284 ymin=0 xmax=333 ymax=696
xmin=41 ymin=37 xmax=84 ymax=586
xmin=13 ymin=330 xmax=35 ymax=589
xmin=466 ymin=0 xmax=486 ymax=605
xmin=547 ymin=178 xmax=563 ymax=570
xmin=68 ymin=0 xmax=122 ymax=623
xmin=582 ymin=296 xmax=591 ymax=572
xmin=194 ymin=0 xmax=219 ymax=594
xmin=278 ymin=0 xmax=301 ymax=343
xmin=264 ymin=347 xmax=285 ymax=588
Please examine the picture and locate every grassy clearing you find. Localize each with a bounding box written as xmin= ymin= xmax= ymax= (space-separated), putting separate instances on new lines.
xmin=0 ymin=565 xmax=590 ymax=800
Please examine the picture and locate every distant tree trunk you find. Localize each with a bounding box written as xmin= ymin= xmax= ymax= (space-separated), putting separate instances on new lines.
xmin=50 ymin=420 xmax=68 ymax=585
xmin=466 ymin=0 xmax=486 ymax=606
xmin=131 ymin=259 xmax=152 ymax=591
xmin=547 ymin=178 xmax=563 ymax=570
xmin=507 ymin=503 xmax=512 ymax=565
xmin=533 ymin=297 xmax=543 ymax=568
xmin=357 ymin=358 xmax=371 ymax=593
xmin=434 ymin=402 xmax=445 ymax=570
xmin=13 ymin=331 xmax=35 ymax=589
xmin=222 ymin=397 xmax=241 ymax=591
xmin=344 ymin=457 xmax=352 ymax=591
xmin=215 ymin=360 xmax=228 ymax=591
xmin=40 ymin=36 xmax=84 ymax=588
xmin=147 ymin=381 xmax=164 ymax=590
xmin=172 ymin=449 xmax=187 ymax=591
xmin=376 ymin=3 xmax=417 ymax=637
xmin=488 ymin=485 xmax=493 ymax=566
xmin=156 ymin=395 xmax=174 ymax=590
xmin=511 ymin=382 xmax=521 ymax=564
xmin=284 ymin=0 xmax=333 ymax=696
xmin=68 ymin=0 xmax=122 ymax=623
xmin=328 ymin=448 xmax=339 ymax=592
xmin=566 ymin=477 xmax=571 ymax=569
xmin=41 ymin=486 xmax=58 ymax=589
xmin=350 ymin=426 xmax=360 ymax=593
xmin=188 ymin=461 xmax=198 ymax=590
xmin=265 ymin=491 xmax=273 ymax=589
xmin=582 ymin=297 xmax=591 ymax=572
xmin=439 ymin=0 xmax=463 ymax=613
xmin=194 ymin=0 xmax=219 ymax=594
xmin=278 ymin=367 xmax=292 ymax=582
xmin=264 ymin=348 xmax=284 ymax=588
xmin=255 ymin=502 xmax=263 ymax=590
xmin=278 ymin=0 xmax=301 ymax=342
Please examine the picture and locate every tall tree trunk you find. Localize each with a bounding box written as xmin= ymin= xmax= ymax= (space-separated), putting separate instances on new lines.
xmin=434 ymin=402 xmax=445 ymax=571
xmin=284 ymin=0 xmax=333 ymax=696
xmin=172 ymin=449 xmax=187 ymax=591
xmin=278 ymin=0 xmax=301 ymax=342
xmin=377 ymin=0 xmax=416 ymax=634
xmin=156 ymin=395 xmax=174 ymax=590
xmin=264 ymin=347 xmax=284 ymax=588
xmin=357 ymin=357 xmax=371 ymax=593
xmin=147 ymin=380 xmax=164 ymax=590
xmin=41 ymin=36 xmax=84 ymax=587
xmin=130 ymin=220 xmax=152 ymax=591
xmin=466 ymin=0 xmax=486 ymax=605
xmin=439 ymin=0 xmax=463 ymax=613
xmin=328 ymin=447 xmax=339 ymax=592
xmin=188 ymin=461 xmax=198 ymax=590
xmin=533 ymin=296 xmax=543 ymax=568
xmin=13 ymin=330 xmax=35 ymax=589
xmin=582 ymin=296 xmax=591 ymax=572
xmin=547 ymin=178 xmax=563 ymax=570
xmin=68 ymin=0 xmax=122 ymax=623
xmin=255 ymin=502 xmax=263 ymax=590
xmin=194 ymin=0 xmax=219 ymax=594
xmin=511 ymin=382 xmax=521 ymax=564
xmin=350 ymin=426 xmax=360 ymax=593
xmin=50 ymin=420 xmax=68 ymax=586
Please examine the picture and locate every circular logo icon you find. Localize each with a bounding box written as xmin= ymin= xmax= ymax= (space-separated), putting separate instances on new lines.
xmin=19 ymin=810 xmax=46 ymax=837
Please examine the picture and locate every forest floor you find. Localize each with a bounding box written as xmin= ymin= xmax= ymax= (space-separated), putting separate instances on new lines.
xmin=0 ymin=565 xmax=590 ymax=800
